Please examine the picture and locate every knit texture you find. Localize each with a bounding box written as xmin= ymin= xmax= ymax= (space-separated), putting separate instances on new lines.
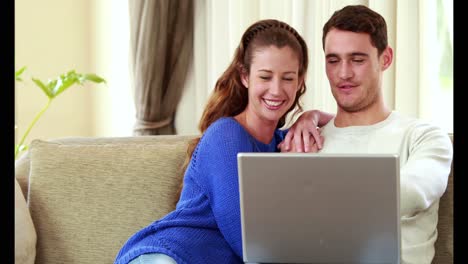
xmin=115 ymin=117 xmax=286 ymax=264
xmin=319 ymin=111 xmax=453 ymax=264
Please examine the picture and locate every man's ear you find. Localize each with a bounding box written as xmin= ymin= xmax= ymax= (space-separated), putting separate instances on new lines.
xmin=381 ymin=46 xmax=393 ymax=71
xmin=240 ymin=67 xmax=249 ymax=88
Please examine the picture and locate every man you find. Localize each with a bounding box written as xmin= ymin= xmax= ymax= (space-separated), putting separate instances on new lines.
xmin=281 ymin=5 xmax=453 ymax=264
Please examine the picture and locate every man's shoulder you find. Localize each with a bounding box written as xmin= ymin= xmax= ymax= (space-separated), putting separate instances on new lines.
xmin=392 ymin=112 xmax=448 ymax=135
xmin=392 ymin=112 xmax=452 ymax=149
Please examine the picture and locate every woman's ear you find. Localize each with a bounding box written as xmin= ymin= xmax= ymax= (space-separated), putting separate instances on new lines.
xmin=240 ymin=67 xmax=249 ymax=88
xmin=297 ymin=76 xmax=305 ymax=90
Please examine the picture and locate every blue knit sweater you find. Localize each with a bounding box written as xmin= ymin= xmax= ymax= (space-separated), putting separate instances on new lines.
xmin=114 ymin=117 xmax=286 ymax=264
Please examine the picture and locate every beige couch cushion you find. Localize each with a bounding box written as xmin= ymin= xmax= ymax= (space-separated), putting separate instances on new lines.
xmin=28 ymin=136 xmax=195 ymax=264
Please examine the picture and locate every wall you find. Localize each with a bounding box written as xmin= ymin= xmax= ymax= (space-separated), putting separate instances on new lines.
xmin=15 ymin=0 xmax=94 ymax=144
xmin=15 ymin=0 xmax=134 ymax=148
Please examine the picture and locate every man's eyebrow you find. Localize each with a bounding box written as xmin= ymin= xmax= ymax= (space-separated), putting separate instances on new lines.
xmin=349 ymin=52 xmax=369 ymax=57
xmin=325 ymin=52 xmax=369 ymax=59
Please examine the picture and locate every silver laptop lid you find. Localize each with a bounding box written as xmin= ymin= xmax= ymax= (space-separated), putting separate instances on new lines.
xmin=237 ymin=153 xmax=400 ymax=264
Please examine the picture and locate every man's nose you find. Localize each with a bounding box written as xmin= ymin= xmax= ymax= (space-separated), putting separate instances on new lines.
xmin=338 ymin=62 xmax=353 ymax=79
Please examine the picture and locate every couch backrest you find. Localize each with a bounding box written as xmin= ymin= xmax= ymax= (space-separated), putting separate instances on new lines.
xmin=16 ymin=135 xmax=197 ymax=264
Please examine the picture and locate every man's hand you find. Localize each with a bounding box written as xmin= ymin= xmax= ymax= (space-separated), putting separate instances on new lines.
xmin=278 ymin=132 xmax=324 ymax=153
xmin=278 ymin=110 xmax=325 ymax=152
xmin=278 ymin=110 xmax=332 ymax=152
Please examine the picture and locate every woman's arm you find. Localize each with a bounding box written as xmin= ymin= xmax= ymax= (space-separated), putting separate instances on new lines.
xmin=194 ymin=122 xmax=256 ymax=257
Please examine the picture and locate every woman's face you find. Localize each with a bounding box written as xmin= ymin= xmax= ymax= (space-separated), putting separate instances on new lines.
xmin=241 ymin=45 xmax=301 ymax=127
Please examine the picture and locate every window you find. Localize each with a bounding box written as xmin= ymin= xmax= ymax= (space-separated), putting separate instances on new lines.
xmin=421 ymin=0 xmax=453 ymax=133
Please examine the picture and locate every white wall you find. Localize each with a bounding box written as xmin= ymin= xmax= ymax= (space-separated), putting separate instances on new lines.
xmin=15 ymin=0 xmax=94 ymax=144
xmin=15 ymin=0 xmax=134 ymax=148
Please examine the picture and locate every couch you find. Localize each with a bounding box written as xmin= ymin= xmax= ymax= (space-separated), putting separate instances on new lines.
xmin=15 ymin=134 xmax=453 ymax=264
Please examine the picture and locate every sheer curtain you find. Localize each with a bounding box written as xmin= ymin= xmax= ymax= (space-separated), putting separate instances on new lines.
xmin=175 ymin=0 xmax=453 ymax=134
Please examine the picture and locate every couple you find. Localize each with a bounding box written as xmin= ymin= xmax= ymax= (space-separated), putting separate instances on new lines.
xmin=115 ymin=5 xmax=453 ymax=264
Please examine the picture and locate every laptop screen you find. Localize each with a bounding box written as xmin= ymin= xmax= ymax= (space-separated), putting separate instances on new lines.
xmin=237 ymin=153 xmax=400 ymax=264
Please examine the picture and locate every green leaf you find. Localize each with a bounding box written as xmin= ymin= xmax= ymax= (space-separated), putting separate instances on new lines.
xmin=15 ymin=66 xmax=27 ymax=81
xmin=51 ymin=71 xmax=80 ymax=98
xmin=15 ymin=69 xmax=106 ymax=160
xmin=32 ymin=78 xmax=53 ymax=98
xmin=46 ymin=71 xmax=107 ymax=98
xmin=81 ymin=73 xmax=106 ymax=84
xmin=51 ymin=77 xmax=72 ymax=98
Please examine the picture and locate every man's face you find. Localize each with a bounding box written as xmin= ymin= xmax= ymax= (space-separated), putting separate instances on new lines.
xmin=324 ymin=28 xmax=390 ymax=113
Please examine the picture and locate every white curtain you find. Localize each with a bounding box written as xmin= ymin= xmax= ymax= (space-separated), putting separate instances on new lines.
xmin=175 ymin=0 xmax=451 ymax=134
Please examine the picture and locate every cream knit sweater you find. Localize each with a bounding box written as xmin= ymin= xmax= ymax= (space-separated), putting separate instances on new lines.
xmin=319 ymin=111 xmax=453 ymax=264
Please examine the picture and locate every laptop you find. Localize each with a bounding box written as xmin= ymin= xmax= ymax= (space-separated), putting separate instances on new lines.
xmin=237 ymin=153 xmax=400 ymax=264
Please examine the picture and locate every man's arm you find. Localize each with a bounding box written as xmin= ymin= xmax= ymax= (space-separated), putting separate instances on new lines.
xmin=400 ymin=125 xmax=453 ymax=217
xmin=280 ymin=110 xmax=335 ymax=152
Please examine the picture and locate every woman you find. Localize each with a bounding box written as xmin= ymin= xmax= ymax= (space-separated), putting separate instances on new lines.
xmin=115 ymin=19 xmax=331 ymax=264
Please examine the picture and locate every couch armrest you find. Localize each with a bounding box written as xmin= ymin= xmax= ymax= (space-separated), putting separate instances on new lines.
xmin=15 ymin=151 xmax=31 ymax=200
xmin=15 ymin=177 xmax=37 ymax=264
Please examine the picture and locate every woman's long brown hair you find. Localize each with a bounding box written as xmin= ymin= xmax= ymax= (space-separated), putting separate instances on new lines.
xmin=173 ymin=19 xmax=310 ymax=206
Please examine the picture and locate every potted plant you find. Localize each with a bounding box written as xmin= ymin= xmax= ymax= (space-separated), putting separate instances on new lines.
xmin=15 ymin=67 xmax=106 ymax=159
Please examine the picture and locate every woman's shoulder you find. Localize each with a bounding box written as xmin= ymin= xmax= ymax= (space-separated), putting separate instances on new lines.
xmin=204 ymin=117 xmax=249 ymax=138
xmin=199 ymin=117 xmax=252 ymax=150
